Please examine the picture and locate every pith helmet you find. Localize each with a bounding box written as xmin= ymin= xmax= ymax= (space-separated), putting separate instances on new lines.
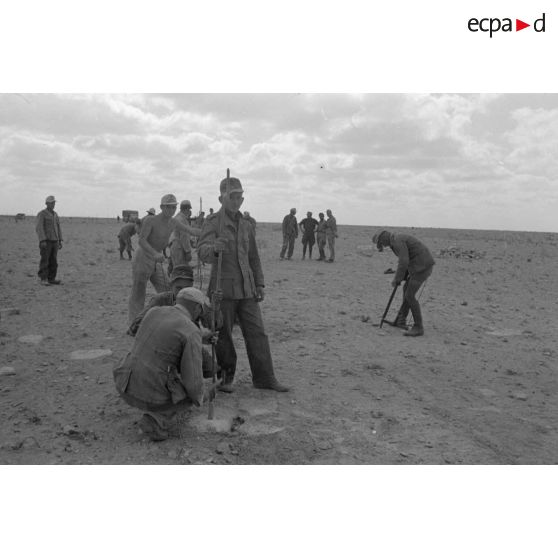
xmin=160 ymin=194 xmax=177 ymax=206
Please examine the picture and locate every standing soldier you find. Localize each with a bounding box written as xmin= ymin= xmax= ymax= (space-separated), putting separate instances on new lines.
xmin=36 ymin=195 xmax=63 ymax=286
xmin=168 ymin=199 xmax=201 ymax=275
xmin=316 ymin=212 xmax=327 ymax=261
xmin=117 ymin=220 xmax=138 ymax=260
xmin=324 ymin=209 xmax=338 ymax=262
xmin=279 ymin=208 xmax=298 ymax=260
xmin=372 ymin=230 xmax=435 ymax=337
xmin=128 ymin=194 xmax=198 ymax=325
xmin=299 ymin=211 xmax=319 ymax=260
xmin=197 ymin=175 xmax=289 ymax=393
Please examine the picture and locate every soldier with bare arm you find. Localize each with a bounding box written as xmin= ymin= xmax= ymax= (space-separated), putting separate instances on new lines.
xmin=128 ymin=194 xmax=200 ymax=325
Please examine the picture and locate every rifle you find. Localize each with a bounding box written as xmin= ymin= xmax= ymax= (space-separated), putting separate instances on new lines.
xmin=207 ymin=169 xmax=228 ymax=419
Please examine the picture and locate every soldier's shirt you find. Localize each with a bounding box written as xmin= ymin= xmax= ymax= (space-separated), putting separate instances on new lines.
xmin=36 ymin=208 xmax=62 ymax=242
xmin=300 ymin=217 xmax=319 ymax=234
xmin=325 ymin=216 xmax=337 ymax=236
xmin=197 ymin=208 xmax=264 ymax=300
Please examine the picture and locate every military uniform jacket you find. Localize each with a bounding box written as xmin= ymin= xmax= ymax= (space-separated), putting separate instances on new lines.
xmin=36 ymin=209 xmax=62 ymax=242
xmin=390 ymin=233 xmax=435 ymax=284
xmin=197 ymin=208 xmax=265 ymax=299
xmin=282 ymin=214 xmax=298 ymax=237
xmin=113 ymin=305 xmax=205 ymax=407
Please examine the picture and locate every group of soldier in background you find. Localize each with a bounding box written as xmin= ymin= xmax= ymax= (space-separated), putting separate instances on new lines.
xmin=280 ymin=208 xmax=338 ymax=262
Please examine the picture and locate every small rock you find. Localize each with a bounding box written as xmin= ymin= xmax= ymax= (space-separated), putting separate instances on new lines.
xmin=512 ymin=393 xmax=528 ymax=401
xmin=0 ymin=366 xmax=16 ymax=376
xmin=0 ymin=307 xmax=20 ymax=318
xmin=215 ymin=442 xmax=230 ymax=455
xmin=22 ymin=436 xmax=40 ymax=449
xmin=461 ymin=301 xmax=468 ymax=306
xmin=69 ymin=349 xmax=112 ymax=360
xmin=17 ymin=334 xmax=43 ymax=344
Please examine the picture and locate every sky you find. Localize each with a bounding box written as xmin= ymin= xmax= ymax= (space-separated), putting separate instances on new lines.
xmin=1 ymin=92 xmax=557 ymax=232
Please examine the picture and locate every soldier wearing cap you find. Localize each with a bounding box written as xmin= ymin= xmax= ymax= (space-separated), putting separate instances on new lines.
xmin=324 ymin=209 xmax=338 ymax=262
xmin=280 ymin=208 xmax=298 ymax=260
xmin=197 ymin=176 xmax=289 ymax=393
xmin=36 ymin=195 xmax=63 ymax=286
xmin=128 ymin=193 xmax=201 ymax=324
xmin=316 ymin=212 xmax=327 ymax=261
xmin=373 ymin=230 xmax=435 ymax=337
xmin=168 ymin=199 xmax=201 ymax=275
xmin=114 ymin=287 xmax=218 ymax=441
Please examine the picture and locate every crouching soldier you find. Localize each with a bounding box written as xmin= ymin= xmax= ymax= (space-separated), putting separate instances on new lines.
xmin=373 ymin=230 xmax=435 ymax=337
xmin=113 ymin=287 xmax=218 ymax=441
xmin=127 ymin=265 xmax=219 ymax=379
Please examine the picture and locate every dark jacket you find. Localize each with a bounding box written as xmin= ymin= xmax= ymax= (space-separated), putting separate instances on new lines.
xmin=282 ymin=214 xmax=298 ymax=237
xmin=197 ymin=208 xmax=264 ymax=299
xmin=113 ymin=305 xmax=204 ymax=407
xmin=36 ymin=209 xmax=62 ymax=242
xmin=390 ymin=233 xmax=435 ymax=284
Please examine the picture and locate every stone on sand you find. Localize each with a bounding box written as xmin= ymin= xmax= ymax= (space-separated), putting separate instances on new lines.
xmin=69 ymin=349 xmax=113 ymax=360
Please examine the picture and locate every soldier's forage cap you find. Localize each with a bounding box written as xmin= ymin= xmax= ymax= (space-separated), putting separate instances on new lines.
xmin=170 ymin=265 xmax=194 ymax=282
xmin=180 ymin=199 xmax=192 ymax=209
xmin=219 ymin=177 xmax=243 ymax=195
xmin=372 ymin=230 xmax=391 ymax=251
xmin=45 ymin=195 xmax=56 ymax=203
xmin=147 ymin=208 xmax=156 ymax=215
xmin=176 ymin=287 xmax=210 ymax=308
xmin=160 ymin=194 xmax=177 ymax=206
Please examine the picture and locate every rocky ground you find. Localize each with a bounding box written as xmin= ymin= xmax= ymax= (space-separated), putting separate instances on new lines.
xmin=1 ymin=216 xmax=557 ymax=464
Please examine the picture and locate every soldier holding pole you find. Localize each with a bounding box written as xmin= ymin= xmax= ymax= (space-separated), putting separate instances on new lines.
xmin=197 ymin=172 xmax=289 ymax=394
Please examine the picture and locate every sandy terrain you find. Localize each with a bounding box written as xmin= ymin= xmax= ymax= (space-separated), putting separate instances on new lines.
xmin=0 ymin=215 xmax=557 ymax=464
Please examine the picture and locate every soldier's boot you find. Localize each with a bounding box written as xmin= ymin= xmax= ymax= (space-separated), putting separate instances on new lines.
xmin=139 ymin=413 xmax=169 ymax=442
xmin=119 ymin=251 xmax=124 ymax=260
xmin=253 ymin=377 xmax=290 ymax=392
xmin=218 ymin=368 xmax=235 ymax=393
xmin=404 ymin=306 xmax=424 ymax=337
xmin=385 ymin=313 xmax=408 ymax=330
xmin=127 ymin=250 xmax=132 ymax=260
xmin=308 ymin=247 xmax=313 ymax=259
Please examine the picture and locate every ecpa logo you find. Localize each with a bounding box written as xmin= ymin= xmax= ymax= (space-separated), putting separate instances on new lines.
xmin=468 ymin=12 xmax=546 ymax=37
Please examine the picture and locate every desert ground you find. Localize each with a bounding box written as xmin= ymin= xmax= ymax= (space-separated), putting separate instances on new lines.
xmin=0 ymin=215 xmax=557 ymax=464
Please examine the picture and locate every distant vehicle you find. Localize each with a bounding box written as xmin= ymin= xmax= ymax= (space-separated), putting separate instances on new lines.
xmin=122 ymin=210 xmax=139 ymax=223
xmin=15 ymin=213 xmax=26 ymax=222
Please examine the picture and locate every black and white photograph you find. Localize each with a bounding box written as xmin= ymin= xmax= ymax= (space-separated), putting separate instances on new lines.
xmin=1 ymin=2 xmax=557 ymax=557
xmin=1 ymin=92 xmax=557 ymax=465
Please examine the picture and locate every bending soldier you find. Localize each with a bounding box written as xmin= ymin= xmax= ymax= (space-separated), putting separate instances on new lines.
xmin=117 ymin=221 xmax=138 ymax=260
xmin=373 ymin=230 xmax=435 ymax=337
